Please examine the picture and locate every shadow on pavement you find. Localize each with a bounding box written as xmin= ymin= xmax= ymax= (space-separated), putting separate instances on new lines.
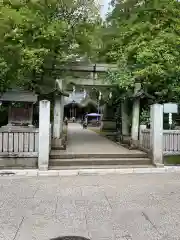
xmin=51 ymin=237 xmax=90 ymax=240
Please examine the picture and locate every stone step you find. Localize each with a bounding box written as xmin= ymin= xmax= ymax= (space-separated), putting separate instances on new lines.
xmin=50 ymin=151 xmax=148 ymax=159
xmin=49 ymin=158 xmax=151 ymax=167
xmin=51 ymin=146 xmax=65 ymax=150
xmin=49 ymin=164 xmax=154 ymax=170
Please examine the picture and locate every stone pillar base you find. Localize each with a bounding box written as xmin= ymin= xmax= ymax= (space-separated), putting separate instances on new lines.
xmin=39 ymin=166 xmax=48 ymax=171
xmin=155 ymin=163 xmax=164 ymax=168
xmin=52 ymin=138 xmax=62 ymax=148
xmin=101 ymin=119 xmax=116 ymax=132
xmin=129 ymin=139 xmax=139 ymax=149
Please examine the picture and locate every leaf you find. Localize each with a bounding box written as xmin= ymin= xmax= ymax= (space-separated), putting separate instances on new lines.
xmin=101 ymin=0 xmax=180 ymax=102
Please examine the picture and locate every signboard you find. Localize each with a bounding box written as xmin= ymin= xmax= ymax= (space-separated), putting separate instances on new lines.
xmin=163 ymin=103 xmax=178 ymax=113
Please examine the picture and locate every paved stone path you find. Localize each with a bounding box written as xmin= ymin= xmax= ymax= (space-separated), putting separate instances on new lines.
xmin=65 ymin=123 xmax=143 ymax=155
xmin=1 ymin=173 xmax=180 ymax=240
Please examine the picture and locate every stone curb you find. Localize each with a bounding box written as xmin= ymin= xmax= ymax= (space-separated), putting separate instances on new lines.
xmin=0 ymin=166 xmax=179 ymax=177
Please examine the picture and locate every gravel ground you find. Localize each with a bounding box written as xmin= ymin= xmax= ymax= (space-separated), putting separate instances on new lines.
xmin=1 ymin=173 xmax=180 ymax=240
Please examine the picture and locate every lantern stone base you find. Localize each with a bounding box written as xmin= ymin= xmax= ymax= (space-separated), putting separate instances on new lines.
xmin=100 ymin=119 xmax=116 ymax=132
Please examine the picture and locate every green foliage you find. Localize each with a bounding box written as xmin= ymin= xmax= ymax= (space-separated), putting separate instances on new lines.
xmin=106 ymin=68 xmax=134 ymax=91
xmin=140 ymin=108 xmax=150 ymax=125
xmin=102 ymin=0 xmax=180 ymax=102
xmin=0 ymin=0 xmax=101 ymax=93
xmin=164 ymin=155 xmax=180 ymax=165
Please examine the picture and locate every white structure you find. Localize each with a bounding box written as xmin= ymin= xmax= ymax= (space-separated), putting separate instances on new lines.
xmin=38 ymin=100 xmax=51 ymax=170
xmin=139 ymin=104 xmax=164 ymax=166
xmin=151 ymin=104 xmax=163 ymax=166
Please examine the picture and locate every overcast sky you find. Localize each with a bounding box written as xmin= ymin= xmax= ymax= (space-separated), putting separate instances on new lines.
xmin=100 ymin=0 xmax=111 ymax=18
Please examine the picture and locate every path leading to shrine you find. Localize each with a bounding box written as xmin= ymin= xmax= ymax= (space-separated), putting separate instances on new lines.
xmin=50 ymin=123 xmax=151 ymax=168
xmin=49 ymin=123 xmax=152 ymax=170
xmin=66 ymin=123 xmax=144 ymax=155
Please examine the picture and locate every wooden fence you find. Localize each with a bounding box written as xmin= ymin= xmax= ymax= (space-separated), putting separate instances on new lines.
xmin=0 ymin=129 xmax=39 ymax=157
xmin=139 ymin=128 xmax=180 ymax=155
xmin=139 ymin=129 xmax=151 ymax=151
xmin=163 ymin=130 xmax=180 ymax=155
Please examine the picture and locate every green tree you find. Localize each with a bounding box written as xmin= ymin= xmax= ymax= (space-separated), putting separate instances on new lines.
xmin=0 ymin=0 xmax=101 ymax=93
xmin=103 ymin=0 xmax=180 ymax=102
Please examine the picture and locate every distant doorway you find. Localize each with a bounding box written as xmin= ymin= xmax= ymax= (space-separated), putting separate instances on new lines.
xmin=64 ymin=102 xmax=97 ymax=120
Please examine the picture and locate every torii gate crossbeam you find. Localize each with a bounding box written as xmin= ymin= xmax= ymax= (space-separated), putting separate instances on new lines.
xmin=50 ymin=63 xmax=118 ymax=73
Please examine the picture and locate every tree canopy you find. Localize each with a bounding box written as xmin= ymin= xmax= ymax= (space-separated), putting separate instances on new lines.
xmin=2 ymin=0 xmax=180 ymax=103
xmin=0 ymin=0 xmax=101 ymax=93
xmin=102 ymin=0 xmax=180 ymax=102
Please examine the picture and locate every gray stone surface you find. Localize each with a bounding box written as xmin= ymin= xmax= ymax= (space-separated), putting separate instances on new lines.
xmin=0 ymin=173 xmax=180 ymax=239
xmin=61 ymin=123 xmax=144 ymax=155
xmin=0 ymin=157 xmax=37 ymax=168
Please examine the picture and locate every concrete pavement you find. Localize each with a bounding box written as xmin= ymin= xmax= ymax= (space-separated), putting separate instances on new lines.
xmin=65 ymin=123 xmax=144 ymax=155
xmin=1 ymin=173 xmax=180 ymax=239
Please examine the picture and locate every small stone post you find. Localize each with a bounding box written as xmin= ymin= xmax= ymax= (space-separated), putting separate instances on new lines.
xmin=151 ymin=104 xmax=163 ymax=167
xmin=60 ymin=95 xmax=64 ymax=134
xmin=131 ymin=83 xmax=141 ymax=144
xmin=53 ymin=95 xmax=65 ymax=139
xmin=121 ymin=100 xmax=129 ymax=136
xmin=53 ymin=96 xmax=61 ymax=138
xmin=139 ymin=124 xmax=146 ymax=146
xmin=38 ymin=100 xmax=50 ymax=171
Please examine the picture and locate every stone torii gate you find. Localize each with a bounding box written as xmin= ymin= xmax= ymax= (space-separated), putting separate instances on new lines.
xmin=52 ymin=63 xmax=142 ymax=143
xmin=52 ymin=63 xmax=117 ymax=138
xmin=37 ymin=63 xmax=151 ymax=170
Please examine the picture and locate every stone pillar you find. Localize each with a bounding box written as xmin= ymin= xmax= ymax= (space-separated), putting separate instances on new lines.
xmin=131 ymin=98 xmax=140 ymax=142
xmin=101 ymin=103 xmax=116 ymax=132
xmin=53 ymin=96 xmax=61 ymax=138
xmin=139 ymin=124 xmax=146 ymax=146
xmin=28 ymin=104 xmax=34 ymax=127
xmin=7 ymin=105 xmax=12 ymax=125
xmin=90 ymin=72 xmax=97 ymax=80
xmin=151 ymin=104 xmax=163 ymax=167
xmin=121 ymin=100 xmax=129 ymax=136
xmin=38 ymin=100 xmax=50 ymax=171
xmin=60 ymin=96 xmax=64 ymax=134
xmin=131 ymin=83 xmax=141 ymax=144
xmin=53 ymin=95 xmax=64 ymax=138
xmin=150 ymin=106 xmax=153 ymax=148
